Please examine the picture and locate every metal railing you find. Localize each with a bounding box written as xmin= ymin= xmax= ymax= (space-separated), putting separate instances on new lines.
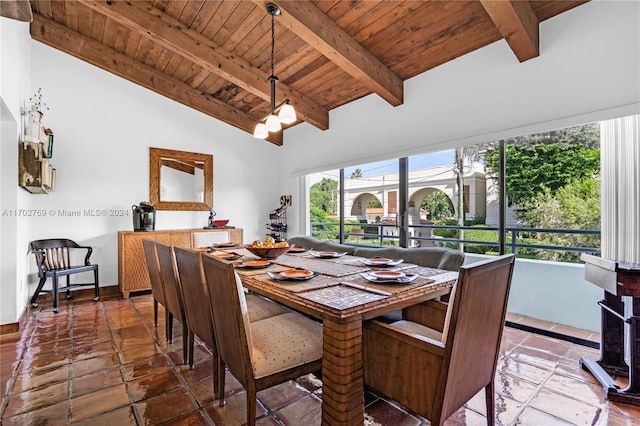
xmin=310 ymin=221 xmax=601 ymax=259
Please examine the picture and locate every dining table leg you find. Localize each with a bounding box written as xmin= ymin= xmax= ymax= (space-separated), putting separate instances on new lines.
xmin=321 ymin=315 xmax=365 ymax=426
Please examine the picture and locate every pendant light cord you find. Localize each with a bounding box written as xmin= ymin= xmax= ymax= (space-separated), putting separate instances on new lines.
xmin=269 ymin=12 xmax=277 ymax=112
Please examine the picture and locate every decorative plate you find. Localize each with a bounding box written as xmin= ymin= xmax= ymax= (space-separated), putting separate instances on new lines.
xmin=309 ymin=251 xmax=347 ymax=258
xmin=267 ymin=270 xmax=317 ymax=281
xmin=238 ymin=260 xmax=271 ymax=269
xmin=359 ymin=257 xmax=404 ymax=267
xmin=360 ymin=272 xmax=418 ymax=284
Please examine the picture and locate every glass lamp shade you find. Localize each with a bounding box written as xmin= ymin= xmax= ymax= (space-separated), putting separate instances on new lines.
xmin=253 ymin=122 xmax=269 ymax=139
xmin=278 ymin=104 xmax=297 ymax=124
xmin=265 ymin=114 xmax=281 ymax=132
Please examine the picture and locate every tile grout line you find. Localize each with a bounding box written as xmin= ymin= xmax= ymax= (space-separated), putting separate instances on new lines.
xmin=126 ymin=297 xmax=216 ymax=425
xmin=100 ymin=297 xmax=144 ymax=426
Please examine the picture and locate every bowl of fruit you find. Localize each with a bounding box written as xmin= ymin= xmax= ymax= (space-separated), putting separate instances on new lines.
xmin=245 ymin=237 xmax=293 ymax=259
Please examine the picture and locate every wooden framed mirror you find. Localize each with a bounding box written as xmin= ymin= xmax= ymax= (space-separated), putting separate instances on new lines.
xmin=149 ymin=147 xmax=213 ymax=211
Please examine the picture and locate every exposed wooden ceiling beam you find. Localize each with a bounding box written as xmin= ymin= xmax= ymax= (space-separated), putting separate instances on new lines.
xmin=254 ymin=0 xmax=404 ymax=107
xmin=82 ymin=0 xmax=329 ymax=131
xmin=479 ymin=0 xmax=539 ymax=62
xmin=30 ymin=13 xmax=283 ymax=146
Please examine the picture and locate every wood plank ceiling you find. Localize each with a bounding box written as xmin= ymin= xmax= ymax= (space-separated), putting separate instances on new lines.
xmin=29 ymin=0 xmax=588 ymax=146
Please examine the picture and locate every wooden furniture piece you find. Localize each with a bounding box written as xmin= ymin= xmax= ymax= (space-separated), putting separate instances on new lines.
xmin=19 ymin=141 xmax=55 ymax=194
xmin=30 ymin=238 xmax=99 ymax=313
xmin=173 ymin=247 xmax=217 ymax=370
xmin=201 ymin=254 xmax=323 ymax=426
xmin=580 ymin=254 xmax=640 ymax=406
xmin=238 ymin=251 xmax=457 ymax=425
xmin=118 ymin=228 xmax=242 ymax=298
xmin=141 ymin=239 xmax=169 ymax=341
xmin=362 ymin=254 xmax=515 ymax=426
xmin=155 ymin=242 xmax=188 ymax=364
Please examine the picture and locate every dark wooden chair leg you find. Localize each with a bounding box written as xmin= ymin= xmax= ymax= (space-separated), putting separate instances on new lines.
xmin=182 ymin=322 xmax=188 ymax=364
xmin=188 ymin=331 xmax=195 ymax=369
xmin=165 ymin=310 xmax=170 ymax=342
xmin=247 ymin=389 xmax=257 ymax=426
xmin=31 ymin=277 xmax=47 ymax=307
xmin=218 ymin=358 xmax=226 ymax=406
xmin=65 ymin=276 xmax=72 ymax=299
xmin=485 ymin=381 xmax=495 ymax=426
xmin=167 ymin=312 xmax=174 ymax=343
xmin=52 ymin=275 xmax=59 ymax=313
xmin=93 ymin=267 xmax=100 ymax=301
xmin=153 ymin=300 xmax=159 ymax=327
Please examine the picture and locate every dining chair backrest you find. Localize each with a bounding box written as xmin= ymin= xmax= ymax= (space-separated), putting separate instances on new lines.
xmin=155 ymin=242 xmax=189 ymax=363
xmin=141 ymin=239 xmax=166 ymax=307
xmin=173 ymin=247 xmax=215 ymax=350
xmin=441 ymin=254 xmax=515 ymax=419
xmin=200 ymin=254 xmax=252 ymax=386
xmin=155 ymin=242 xmax=185 ymax=323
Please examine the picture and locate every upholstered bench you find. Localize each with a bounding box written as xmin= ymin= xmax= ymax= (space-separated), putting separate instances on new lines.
xmin=287 ymin=235 xmax=464 ymax=270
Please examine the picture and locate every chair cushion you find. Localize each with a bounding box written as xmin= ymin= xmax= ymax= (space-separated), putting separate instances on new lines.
xmin=246 ymin=294 xmax=290 ymax=322
xmin=249 ymin=312 xmax=323 ymax=378
xmin=390 ymin=320 xmax=443 ymax=343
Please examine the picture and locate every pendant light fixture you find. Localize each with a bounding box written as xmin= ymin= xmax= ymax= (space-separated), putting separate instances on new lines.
xmin=253 ymin=3 xmax=297 ymax=139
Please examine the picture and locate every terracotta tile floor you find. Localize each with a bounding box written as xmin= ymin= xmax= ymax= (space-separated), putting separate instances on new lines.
xmin=2 ymin=294 xmax=639 ymax=425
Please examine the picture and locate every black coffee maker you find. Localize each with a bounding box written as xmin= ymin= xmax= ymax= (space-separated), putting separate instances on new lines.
xmin=132 ymin=202 xmax=156 ymax=231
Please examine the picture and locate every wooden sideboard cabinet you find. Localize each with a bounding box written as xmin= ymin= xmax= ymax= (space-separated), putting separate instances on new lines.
xmin=118 ymin=228 xmax=243 ymax=298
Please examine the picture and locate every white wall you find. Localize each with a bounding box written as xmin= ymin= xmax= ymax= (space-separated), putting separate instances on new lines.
xmin=1 ymin=17 xmax=33 ymax=324
xmin=464 ymin=254 xmax=601 ymax=332
xmin=279 ymin=0 xmax=640 ymax=236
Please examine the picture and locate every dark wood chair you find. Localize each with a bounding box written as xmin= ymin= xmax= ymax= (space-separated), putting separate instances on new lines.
xmin=30 ymin=238 xmax=99 ymax=313
xmin=201 ymin=254 xmax=323 ymax=426
xmin=173 ymin=247 xmax=217 ymax=371
xmin=363 ymin=254 xmax=516 ymax=426
xmin=141 ymin=239 xmax=169 ymax=341
xmin=155 ymin=242 xmax=188 ymax=364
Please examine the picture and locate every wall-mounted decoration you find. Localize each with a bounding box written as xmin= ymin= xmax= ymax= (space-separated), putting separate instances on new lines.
xmin=18 ymin=88 xmax=55 ymax=194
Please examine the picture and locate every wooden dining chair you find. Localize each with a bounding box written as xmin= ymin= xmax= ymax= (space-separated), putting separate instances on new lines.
xmin=141 ymin=239 xmax=169 ymax=341
xmin=201 ymin=254 xmax=323 ymax=426
xmin=173 ymin=247 xmax=217 ymax=371
xmin=155 ymin=242 xmax=188 ymax=364
xmin=363 ymin=254 xmax=516 ymax=426
xmin=29 ymin=238 xmax=99 ymax=313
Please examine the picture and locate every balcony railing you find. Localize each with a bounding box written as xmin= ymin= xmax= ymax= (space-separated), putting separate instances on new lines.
xmin=310 ymin=221 xmax=603 ymax=335
xmin=310 ymin=221 xmax=601 ymax=260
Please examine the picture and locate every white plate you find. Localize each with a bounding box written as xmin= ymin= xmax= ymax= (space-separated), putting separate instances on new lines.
xmin=360 ymin=272 xmax=418 ymax=284
xmin=359 ymin=258 xmax=404 ymax=267
xmin=309 ymin=251 xmax=347 ymax=258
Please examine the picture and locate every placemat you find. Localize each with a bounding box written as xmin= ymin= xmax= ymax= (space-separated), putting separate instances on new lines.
xmin=234 ymin=263 xmax=289 ymax=277
xmin=257 ymin=274 xmax=340 ymax=293
xmin=341 ymin=258 xmax=417 ymax=272
xmin=299 ymin=286 xmax=387 ymax=310
xmin=339 ymin=274 xmax=435 ymax=294
xmin=275 ymin=255 xmax=369 ymax=277
xmin=403 ymin=266 xmax=456 ymax=279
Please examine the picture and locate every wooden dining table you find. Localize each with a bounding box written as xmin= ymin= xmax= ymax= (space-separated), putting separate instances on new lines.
xmin=223 ymin=247 xmax=458 ymax=425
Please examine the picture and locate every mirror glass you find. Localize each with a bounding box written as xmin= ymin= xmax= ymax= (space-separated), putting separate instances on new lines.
xmin=160 ymin=159 xmax=205 ymax=202
xmin=150 ymin=147 xmax=213 ymax=211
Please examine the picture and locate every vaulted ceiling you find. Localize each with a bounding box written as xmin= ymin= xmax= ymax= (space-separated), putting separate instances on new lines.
xmin=27 ymin=0 xmax=588 ymax=145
